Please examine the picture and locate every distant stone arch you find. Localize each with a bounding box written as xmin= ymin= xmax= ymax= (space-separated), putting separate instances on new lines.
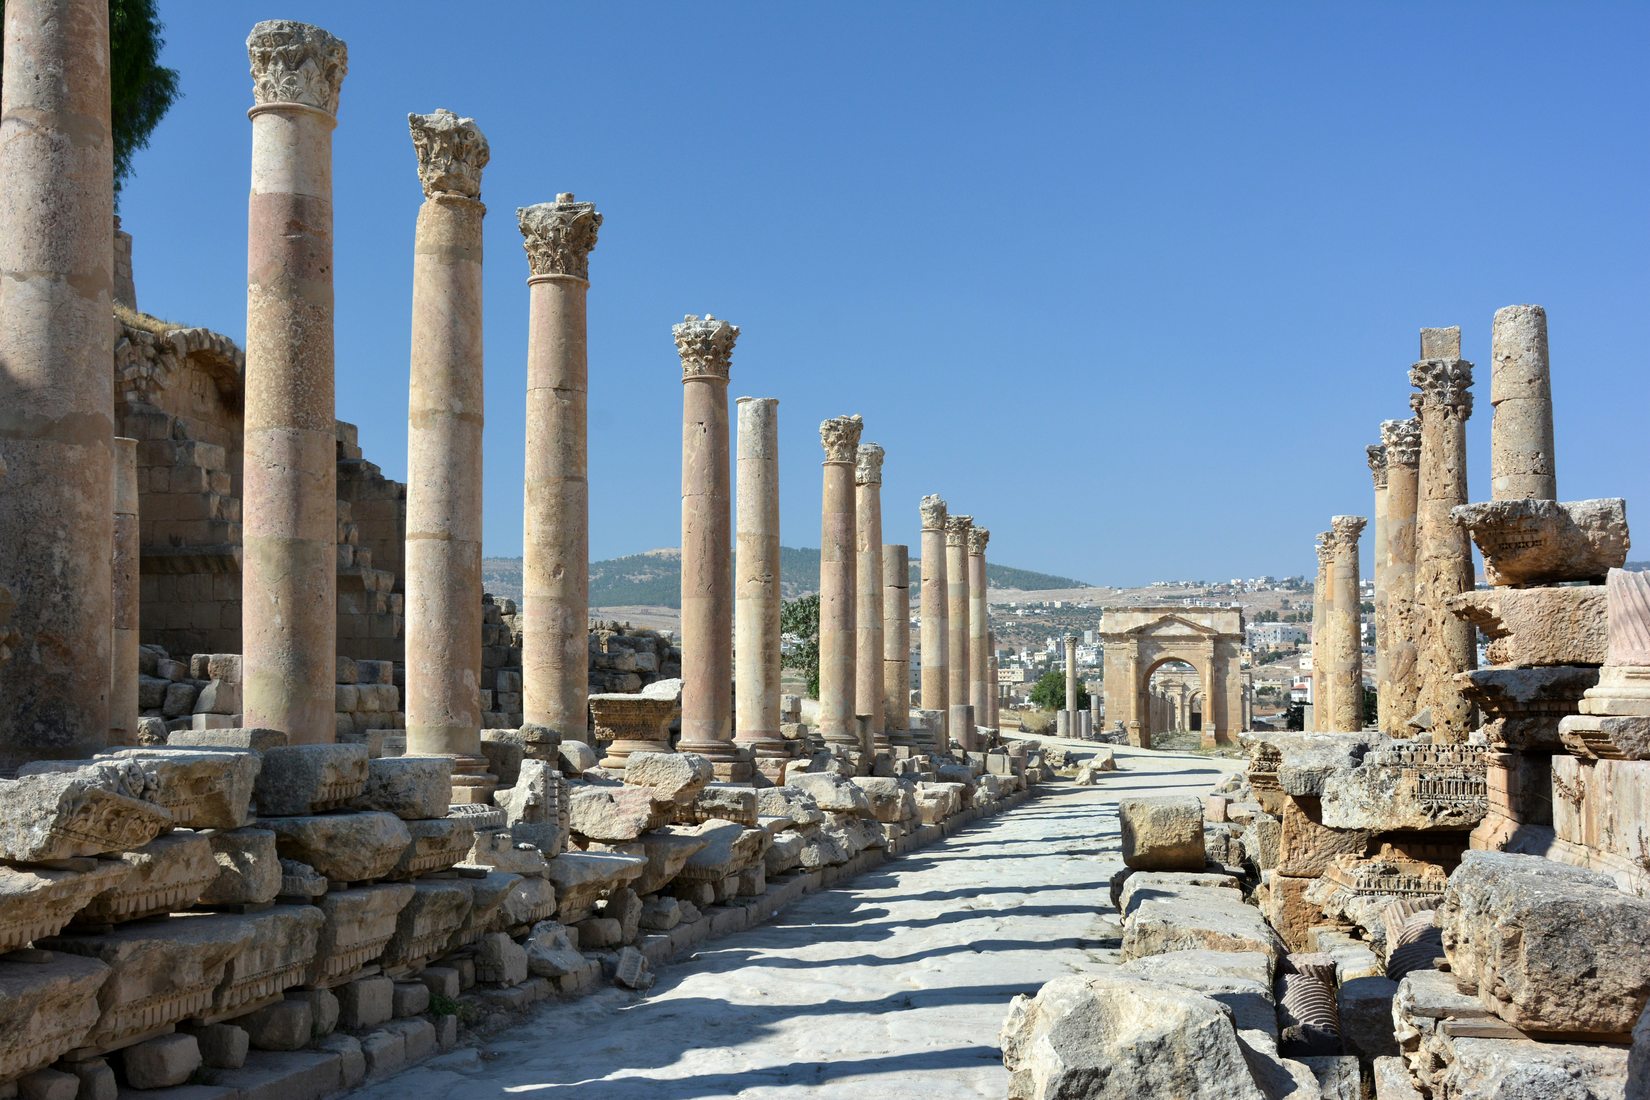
xmin=1101 ymin=606 xmax=1246 ymax=748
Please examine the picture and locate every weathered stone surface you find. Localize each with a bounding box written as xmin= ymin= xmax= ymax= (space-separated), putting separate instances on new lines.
xmin=0 ymin=951 xmax=110 ymax=1079
xmin=1441 ymin=850 xmax=1650 ymax=1034
xmin=166 ymin=727 xmax=288 ymax=752
xmin=1263 ymin=872 xmax=1326 ymax=953
xmin=754 ymin=786 xmax=825 ymax=828
xmin=1458 ymin=666 xmax=1601 ymax=751
xmin=389 ymin=816 xmax=475 ymax=879
xmin=255 ymin=744 xmax=369 ymax=816
xmin=449 ymin=871 xmax=520 ymax=944
xmin=544 ymin=851 xmax=647 ymax=924
xmin=307 ymin=884 xmax=416 ymax=987
xmin=523 ymin=921 xmax=584 ymax=977
xmin=463 ymin=830 xmax=549 ymax=876
xmin=240 ymin=999 xmax=311 ymax=1051
xmin=1243 ymin=732 xmax=1376 ymax=796
xmin=1560 ymin=714 xmax=1650 ymax=762
xmin=96 ymin=748 xmax=260 ymax=830
xmin=621 ymin=751 xmax=713 ymax=805
xmin=764 ymin=831 xmax=805 ymax=875
xmin=497 ymin=875 xmax=556 ymax=931
xmin=589 ymin=827 xmax=711 ymax=896
xmin=1118 ymin=796 xmax=1205 ymax=870
xmin=1117 ymin=950 xmax=1276 ymax=1044
xmin=197 ymin=827 xmax=281 ymax=907
xmin=1116 ymin=871 xmax=1239 ymax=919
xmin=1453 ymin=498 xmax=1629 ymax=587
xmin=0 ymin=767 xmax=170 ymax=863
xmin=350 ymin=756 xmax=452 ymax=820
xmin=1000 ymin=973 xmax=1266 ymax=1100
xmin=73 ymin=832 xmax=215 ymax=924
xmin=673 ymin=784 xmax=759 ymax=827
xmin=337 ymin=975 xmax=393 ymax=1031
xmin=1449 ymin=586 xmax=1608 ymax=668
xmin=494 ymin=759 xmax=569 ymax=855
xmin=676 ymin=822 xmax=769 ymax=883
xmin=850 ymin=777 xmax=917 ymax=824
xmin=265 ymin=812 xmax=411 ymax=882
xmin=1123 ymin=884 xmax=1283 ymax=963
xmin=568 ymin=785 xmax=667 ymax=842
xmin=1319 ymin=742 xmax=1487 ymax=833
xmin=787 ymin=773 xmax=873 ymax=817
xmin=381 ymin=881 xmax=472 ymax=973
xmin=213 ymin=906 xmax=324 ymax=1021
xmin=122 ymin=1033 xmax=201 ymax=1088
xmin=0 ymin=861 xmax=131 ymax=951
xmin=475 ymin=931 xmax=527 ymax=985
xmin=1438 ymin=1036 xmax=1628 ymax=1100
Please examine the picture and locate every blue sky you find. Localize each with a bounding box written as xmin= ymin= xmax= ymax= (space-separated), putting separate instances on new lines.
xmin=120 ymin=3 xmax=1649 ymax=587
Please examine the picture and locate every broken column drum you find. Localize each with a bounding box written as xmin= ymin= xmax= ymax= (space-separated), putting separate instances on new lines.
xmin=1381 ymin=417 xmax=1422 ymax=733
xmin=919 ymin=495 xmax=949 ymax=750
xmin=1490 ymin=304 xmax=1556 ymax=502
xmin=968 ymin=526 xmax=991 ymax=729
xmin=734 ymin=396 xmax=785 ymax=761
xmin=855 ymin=443 xmax=888 ymax=756
xmin=817 ymin=415 xmax=864 ymax=754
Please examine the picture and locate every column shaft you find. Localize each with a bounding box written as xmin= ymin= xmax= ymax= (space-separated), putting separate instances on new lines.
xmin=945 ymin=515 xmax=973 ymax=750
xmin=1310 ymin=533 xmax=1331 ymax=730
xmin=818 ymin=415 xmax=863 ymax=752
xmin=968 ymin=528 xmax=991 ymax=729
xmin=1064 ymin=635 xmax=1079 ymax=723
xmin=918 ymin=496 xmax=949 ymax=751
xmin=1490 ymin=304 xmax=1556 ymax=501
xmin=1368 ymin=445 xmax=1390 ymax=732
xmin=111 ymin=437 xmax=139 ymax=746
xmin=734 ymin=397 xmax=784 ymax=759
xmin=1325 ymin=515 xmax=1366 ymax=731
xmin=1382 ymin=418 xmax=1422 ymax=731
xmin=882 ymin=544 xmax=912 ymax=747
xmin=854 ymin=444 xmax=886 ymax=755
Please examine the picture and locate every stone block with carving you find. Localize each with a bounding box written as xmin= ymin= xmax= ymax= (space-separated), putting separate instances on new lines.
xmin=306 ymin=884 xmax=416 ymax=988
xmin=672 ymin=783 xmax=759 ymax=827
xmin=786 ymin=772 xmax=874 ymax=817
xmin=380 ymin=881 xmax=472 ymax=976
xmin=388 ymin=816 xmax=475 ymax=879
xmin=74 ymin=832 xmax=216 ymax=924
xmin=851 ymin=777 xmax=918 ymax=824
xmin=544 ymin=851 xmax=646 ymax=925
xmin=494 ymin=758 xmax=569 ymax=855
xmin=1319 ymin=741 xmax=1487 ymax=832
xmin=673 ymin=822 xmax=769 ymax=884
xmin=567 ymin=785 xmax=669 ymax=843
xmin=98 ymin=748 xmax=260 ymax=830
xmin=448 ymin=870 xmax=520 ymax=945
xmin=0 ymin=767 xmax=170 ymax=863
xmin=254 ymin=743 xmax=368 ymax=815
xmin=1278 ymin=796 xmax=1373 ymax=877
xmin=1118 ymin=796 xmax=1205 ymax=871
xmin=0 ymin=950 xmax=111 ymax=1080
xmin=350 ymin=756 xmax=452 ymax=820
xmin=1560 ymin=713 xmax=1650 ymax=761
xmin=621 ymin=751 xmax=713 ymax=805
xmin=523 ymin=920 xmax=584 ymax=978
xmin=588 ymin=827 xmax=712 ymax=895
xmin=1455 ymin=666 xmax=1599 ymax=751
xmin=755 ymin=785 xmax=826 ymax=828
xmin=207 ymin=906 xmax=325 ymax=1022
xmin=0 ymin=861 xmax=131 ymax=952
xmin=1448 ymin=586 xmax=1608 ymax=667
xmin=1452 ymin=497 xmax=1629 ymax=586
xmin=264 ymin=812 xmax=411 ymax=883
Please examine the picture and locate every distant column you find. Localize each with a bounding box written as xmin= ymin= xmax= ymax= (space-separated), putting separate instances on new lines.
xmin=918 ymin=495 xmax=949 ymax=751
xmin=1324 ymin=515 xmax=1367 ymax=731
xmin=818 ymin=415 xmax=864 ymax=754
xmin=1065 ymin=636 xmax=1079 ymax=729
xmin=519 ymin=194 xmax=601 ymax=746
xmin=945 ymin=514 xmax=974 ymax=751
xmin=882 ymin=543 xmax=912 ymax=748
xmin=1490 ymin=305 xmax=1556 ymax=501
xmin=242 ymin=21 xmax=348 ymax=744
xmin=1367 ymin=442 xmax=1390 ymax=733
xmin=1310 ymin=530 xmax=1331 ymax=730
xmin=1410 ymin=328 xmax=1477 ymax=742
xmin=676 ymin=315 xmax=750 ymax=780
xmin=404 ymin=109 xmax=491 ymax=789
xmin=987 ymin=630 xmax=1000 ymax=728
xmin=968 ymin=526 xmax=991 ymax=729
xmin=111 ymin=438 xmax=139 ymax=746
xmin=854 ymin=443 xmax=887 ymax=757
xmin=1381 ymin=417 xmax=1422 ymax=731
xmin=734 ymin=397 xmax=785 ymax=763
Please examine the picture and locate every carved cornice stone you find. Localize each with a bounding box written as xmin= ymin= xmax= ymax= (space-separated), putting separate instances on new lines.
xmin=855 ymin=443 xmax=885 ymax=485
xmin=1367 ymin=444 xmax=1388 ymax=489
xmin=672 ymin=314 xmax=738 ymax=381
xmin=967 ymin=526 xmax=990 ymax=555
xmin=518 ymin=195 xmax=602 ymax=281
xmin=409 ymin=109 xmax=488 ymax=200
xmin=1381 ymin=417 xmax=1422 ymax=468
xmin=1409 ymin=358 xmax=1474 ymax=420
xmin=819 ymin=415 xmax=864 ymax=463
xmin=247 ymin=20 xmax=347 ymax=116
xmin=919 ymin=494 xmax=948 ymax=531
xmin=1328 ymin=515 xmax=1367 ymax=556
xmin=945 ymin=514 xmax=974 ymax=548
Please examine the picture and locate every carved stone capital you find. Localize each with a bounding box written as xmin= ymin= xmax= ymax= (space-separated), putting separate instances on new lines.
xmin=819 ymin=415 xmax=864 ymax=463
xmin=945 ymin=514 xmax=974 ymax=548
xmin=1327 ymin=515 xmax=1367 ymax=556
xmin=1381 ymin=417 xmax=1422 ymax=468
xmin=919 ymin=494 xmax=948 ymax=531
xmin=1409 ymin=358 xmax=1474 ymax=420
xmin=518 ymin=196 xmax=602 ymax=281
xmin=247 ymin=20 xmax=348 ymax=116
xmin=409 ymin=109 xmax=488 ymax=199
xmin=671 ymin=314 xmax=738 ymax=381
xmin=1315 ymin=530 xmax=1334 ymax=567
xmin=1367 ymin=444 xmax=1388 ymax=489
xmin=855 ymin=443 xmax=884 ymax=485
xmin=967 ymin=526 xmax=990 ymax=555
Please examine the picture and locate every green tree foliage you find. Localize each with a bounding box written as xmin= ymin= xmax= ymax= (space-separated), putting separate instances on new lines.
xmin=1029 ymin=669 xmax=1088 ymax=712
xmin=0 ymin=0 xmax=181 ymax=202
xmin=780 ymin=594 xmax=820 ymax=699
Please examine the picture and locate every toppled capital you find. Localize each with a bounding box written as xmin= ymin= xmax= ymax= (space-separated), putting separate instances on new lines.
xmin=409 ymin=109 xmax=489 ymax=199
xmin=672 ymin=313 xmax=739 ymax=380
xmin=1367 ymin=444 xmax=1388 ymax=489
xmin=819 ymin=415 xmax=863 ymax=463
xmin=855 ymin=443 xmax=885 ymax=485
xmin=945 ymin=514 xmax=974 ymax=547
xmin=518 ymin=197 xmax=602 ymax=280
xmin=1409 ymin=358 xmax=1474 ymax=420
xmin=967 ymin=526 xmax=990 ymax=555
xmin=1381 ymin=417 xmax=1422 ymax=468
xmin=247 ymin=20 xmax=348 ymax=116
xmin=919 ymin=494 xmax=948 ymax=530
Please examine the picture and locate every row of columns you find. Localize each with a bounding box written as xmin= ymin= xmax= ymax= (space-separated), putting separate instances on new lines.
xmin=910 ymin=495 xmax=995 ymax=754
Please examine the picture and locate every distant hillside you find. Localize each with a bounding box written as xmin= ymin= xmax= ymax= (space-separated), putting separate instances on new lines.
xmin=482 ymin=547 xmax=1087 ymax=608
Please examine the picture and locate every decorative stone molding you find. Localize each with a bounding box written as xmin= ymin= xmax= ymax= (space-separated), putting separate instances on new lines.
xmin=1409 ymin=358 xmax=1474 ymax=420
xmin=967 ymin=526 xmax=990 ymax=555
xmin=855 ymin=443 xmax=885 ymax=485
xmin=1367 ymin=444 xmax=1388 ymax=489
xmin=818 ymin=415 xmax=863 ymax=463
xmin=1381 ymin=417 xmax=1421 ymax=468
xmin=919 ymin=494 xmax=948 ymax=531
xmin=247 ymin=20 xmax=348 ymax=116
xmin=408 ymin=109 xmax=489 ymax=200
xmin=518 ymin=195 xmax=602 ymax=281
xmin=671 ymin=313 xmax=738 ymax=381
xmin=1327 ymin=515 xmax=1366 ymax=554
xmin=944 ymin=514 xmax=974 ymax=547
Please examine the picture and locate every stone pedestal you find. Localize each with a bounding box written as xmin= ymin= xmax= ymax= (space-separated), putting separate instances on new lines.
xmin=968 ymin=527 xmax=991 ymax=729
xmin=111 ymin=438 xmax=140 ymax=746
xmin=0 ymin=0 xmax=117 ymax=771
xmin=403 ymin=109 xmax=491 ymax=797
xmin=1381 ymin=418 xmax=1421 ymax=734
xmin=817 ymin=416 xmax=864 ymax=756
xmin=945 ymin=515 xmax=973 ymax=751
xmin=1324 ymin=516 xmax=1366 ymax=732
xmin=882 ymin=544 xmax=912 ymax=748
xmin=734 ymin=397 xmax=785 ymax=761
xmin=918 ymin=496 xmax=949 ymax=750
xmin=854 ymin=444 xmax=887 ymax=757
xmin=242 ymin=21 xmax=348 ymax=745
xmin=520 ymin=195 xmax=601 ymax=747
xmin=591 ymin=694 xmax=676 ymax=772
xmin=1410 ymin=329 xmax=1477 ymax=742
xmin=1367 ymin=443 xmax=1389 ymax=732
xmin=676 ymin=316 xmax=749 ymax=781
xmin=1490 ymin=304 xmax=1556 ymax=502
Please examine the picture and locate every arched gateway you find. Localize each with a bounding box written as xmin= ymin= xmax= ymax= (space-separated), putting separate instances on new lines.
xmin=1100 ymin=605 xmax=1245 ymax=748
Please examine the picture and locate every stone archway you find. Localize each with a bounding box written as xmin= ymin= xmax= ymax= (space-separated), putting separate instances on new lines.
xmin=1101 ymin=606 xmax=1246 ymax=749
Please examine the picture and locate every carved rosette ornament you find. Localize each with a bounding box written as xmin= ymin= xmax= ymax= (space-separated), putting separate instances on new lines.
xmin=1409 ymin=359 xmax=1474 ymax=420
xmin=919 ymin=494 xmax=948 ymax=531
xmin=518 ymin=195 xmax=602 ymax=281
xmin=1328 ymin=515 xmax=1367 ymax=554
xmin=1367 ymin=444 xmax=1388 ymax=490
xmin=1381 ymin=417 xmax=1422 ymax=468
xmin=945 ymin=514 xmax=974 ymax=548
xmin=409 ymin=109 xmax=489 ymax=200
xmin=247 ymin=20 xmax=348 ymax=116
xmin=967 ymin=526 xmax=990 ymax=555
xmin=673 ymin=314 xmax=739 ymax=381
xmin=819 ymin=415 xmax=863 ymax=463
xmin=855 ymin=443 xmax=885 ymax=485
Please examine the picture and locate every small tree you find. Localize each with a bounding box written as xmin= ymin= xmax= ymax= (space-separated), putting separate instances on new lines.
xmin=779 ymin=594 xmax=819 ymax=699
xmin=1029 ymin=669 xmax=1088 ymax=712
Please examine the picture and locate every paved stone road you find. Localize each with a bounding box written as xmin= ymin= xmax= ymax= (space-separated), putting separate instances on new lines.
xmin=352 ymin=743 xmax=1240 ymax=1099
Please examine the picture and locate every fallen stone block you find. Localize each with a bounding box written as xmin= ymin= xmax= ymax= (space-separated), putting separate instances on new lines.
xmin=1116 ymin=870 xmax=1239 ymax=919
xmin=99 ymin=748 xmax=260 ymax=830
xmin=1456 ymin=665 xmax=1600 ymax=752
xmin=0 ymin=950 xmax=110 ymax=1080
xmin=474 ymin=932 xmax=527 ymax=986
xmin=496 ymin=875 xmax=556 ymax=934
xmin=545 ymin=850 xmax=646 ymax=924
xmin=166 ymin=727 xmax=287 ymax=752
xmin=337 ymin=974 xmax=394 ymax=1030
xmin=1438 ymin=1035 xmax=1628 ymax=1099
xmin=448 ymin=871 xmax=519 ymax=945
xmin=196 ymin=827 xmax=280 ymax=907
xmin=523 ymin=921 xmax=585 ymax=977
xmin=622 ymin=752 xmax=713 ymax=805
xmin=1449 ymin=585 xmax=1608 ymax=668
xmin=75 ymin=832 xmax=216 ymax=924
xmin=388 ymin=816 xmax=474 ymax=879
xmin=1123 ymin=885 xmax=1284 ymax=964
xmin=764 ymin=831 xmax=805 ymax=875
xmin=0 ymin=767 xmax=170 ymax=863
xmin=755 ymin=786 xmax=825 ymax=828
xmin=254 ymin=743 xmax=369 ymax=816
xmin=494 ymin=759 xmax=569 ymax=855
xmin=1453 ymin=497 xmax=1629 ymax=587
xmin=568 ymin=785 xmax=668 ymax=842
xmin=787 ymin=772 xmax=873 ymax=817
xmin=350 ymin=756 xmax=452 ymax=820
xmin=264 ymin=811 xmax=412 ymax=882
xmin=0 ymin=860 xmax=131 ymax=952
xmin=306 ymin=884 xmax=416 ymax=987
xmin=1118 ymin=949 xmax=1277 ymax=1045
xmin=121 ymin=1033 xmax=200 ymax=1089
xmin=380 ymin=880 xmax=472 ymax=975
xmin=1279 ymin=795 xmax=1374 ymax=875
xmin=638 ymin=896 xmax=681 ymax=932
xmin=1118 ymin=796 xmax=1205 ymax=870
xmin=850 ymin=777 xmax=917 ymax=824
xmin=211 ymin=905 xmax=325 ymax=1022
xmin=184 ymin=1022 xmax=248 ymax=1068
xmin=240 ymin=998 xmax=311 ymax=1052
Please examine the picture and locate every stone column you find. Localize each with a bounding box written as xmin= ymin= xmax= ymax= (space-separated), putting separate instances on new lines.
xmin=968 ymin=526 xmax=991 ymax=729
xmin=1410 ymin=328 xmax=1477 ymax=742
xmin=1310 ymin=531 xmax=1331 ymax=730
xmin=0 ymin=0 xmax=116 ymax=771
xmin=677 ymin=316 xmax=749 ymax=780
xmin=882 ymin=543 xmax=912 ymax=748
xmin=1490 ymin=304 xmax=1556 ymax=501
xmin=854 ymin=443 xmax=887 ymax=757
xmin=111 ymin=438 xmax=139 ymax=746
xmin=1323 ymin=515 xmax=1366 ymax=731
xmin=1065 ymin=635 xmax=1080 ymax=728
xmin=242 ymin=21 xmax=347 ymax=744
xmin=987 ymin=630 xmax=1000 ymax=728
xmin=818 ymin=415 xmax=864 ymax=755
xmin=734 ymin=396 xmax=785 ymax=763
xmin=520 ymin=194 xmax=601 ymax=746
xmin=404 ymin=110 xmax=490 ymax=789
xmin=945 ymin=514 xmax=974 ymax=751
xmin=918 ymin=495 xmax=949 ymax=751
xmin=1367 ymin=443 xmax=1390 ymax=733
xmin=1381 ymin=417 xmax=1422 ymax=732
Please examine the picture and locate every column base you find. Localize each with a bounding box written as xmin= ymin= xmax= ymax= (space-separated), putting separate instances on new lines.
xmin=600 ymin=737 xmax=673 ymax=772
xmin=677 ymin=738 xmax=755 ymax=783
xmin=733 ymin=731 xmax=793 ymax=760
xmin=447 ymin=754 xmax=498 ymax=805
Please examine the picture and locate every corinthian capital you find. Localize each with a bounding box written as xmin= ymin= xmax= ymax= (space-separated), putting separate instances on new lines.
xmin=1328 ymin=515 xmax=1367 ymax=555
xmin=1366 ymin=444 xmax=1388 ymax=489
xmin=855 ymin=443 xmax=885 ymax=485
xmin=409 ymin=109 xmax=489 ymax=200
xmin=1409 ymin=358 xmax=1474 ymax=420
xmin=945 ymin=514 xmax=974 ymax=547
xmin=518 ymin=195 xmax=601 ymax=280
xmin=247 ymin=20 xmax=348 ymax=116
xmin=819 ymin=415 xmax=864 ymax=463
xmin=1315 ymin=530 xmax=1334 ymax=567
xmin=919 ymin=494 xmax=948 ymax=531
xmin=671 ymin=313 xmax=738 ymax=381
xmin=1380 ymin=417 xmax=1421 ymax=468
xmin=967 ymin=526 xmax=990 ymax=555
